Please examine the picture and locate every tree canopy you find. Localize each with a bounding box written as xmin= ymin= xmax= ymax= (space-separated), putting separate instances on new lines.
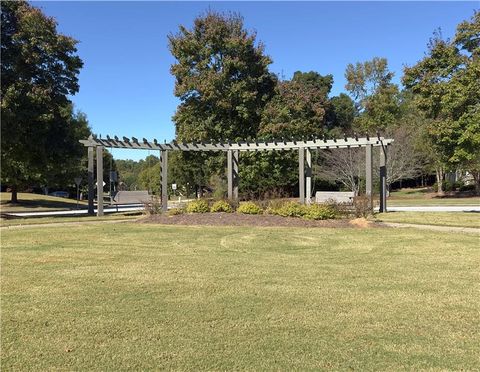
xmin=1 ymin=1 xmax=85 ymax=202
xmin=403 ymin=12 xmax=480 ymax=192
xmin=169 ymin=11 xmax=277 ymax=141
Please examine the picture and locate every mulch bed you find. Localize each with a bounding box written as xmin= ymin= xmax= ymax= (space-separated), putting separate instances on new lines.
xmin=138 ymin=213 xmax=380 ymax=228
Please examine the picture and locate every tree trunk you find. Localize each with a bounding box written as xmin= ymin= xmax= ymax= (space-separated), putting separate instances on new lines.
xmin=10 ymin=185 xmax=19 ymax=203
xmin=436 ymin=167 xmax=445 ymax=196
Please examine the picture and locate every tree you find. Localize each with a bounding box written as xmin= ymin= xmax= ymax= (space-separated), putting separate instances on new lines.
xmin=169 ymin=11 xmax=276 ymax=141
xmin=259 ymin=71 xmax=332 ymax=138
xmin=168 ymin=11 xmax=277 ymax=195
xmin=315 ymin=148 xmax=364 ymax=195
xmin=403 ymin=12 xmax=480 ymax=193
xmin=345 ymin=57 xmax=400 ymax=131
xmin=325 ymin=93 xmax=357 ymax=134
xmin=1 ymin=1 xmax=83 ymax=202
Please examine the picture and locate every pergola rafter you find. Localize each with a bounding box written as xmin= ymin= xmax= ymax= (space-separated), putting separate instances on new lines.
xmin=80 ymin=134 xmax=393 ymax=216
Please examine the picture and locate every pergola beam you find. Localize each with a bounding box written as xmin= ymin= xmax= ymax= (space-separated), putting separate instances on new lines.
xmin=80 ymin=136 xmax=392 ymax=152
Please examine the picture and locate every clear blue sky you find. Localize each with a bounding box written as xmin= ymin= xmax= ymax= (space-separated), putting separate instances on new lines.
xmin=37 ymin=1 xmax=477 ymax=160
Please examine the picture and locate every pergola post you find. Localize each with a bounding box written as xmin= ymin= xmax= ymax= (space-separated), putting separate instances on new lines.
xmin=365 ymin=144 xmax=373 ymax=210
xmin=379 ymin=145 xmax=387 ymax=213
xmin=96 ymin=146 xmax=104 ymax=216
xmin=160 ymin=150 xmax=168 ymax=212
xmin=305 ymin=148 xmax=312 ymax=204
xmin=299 ymin=148 xmax=305 ymax=204
xmin=227 ymin=150 xmax=233 ymax=200
xmin=87 ymin=146 xmax=95 ymax=215
xmin=233 ymin=150 xmax=239 ymax=200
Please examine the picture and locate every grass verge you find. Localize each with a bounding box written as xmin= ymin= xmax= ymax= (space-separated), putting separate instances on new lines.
xmin=2 ymin=224 xmax=479 ymax=370
xmin=1 ymin=192 xmax=87 ymax=212
xmin=376 ymin=211 xmax=480 ymax=228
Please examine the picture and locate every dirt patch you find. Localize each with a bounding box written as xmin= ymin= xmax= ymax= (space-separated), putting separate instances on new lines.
xmin=349 ymin=218 xmax=374 ymax=228
xmin=139 ymin=213 xmax=381 ymax=228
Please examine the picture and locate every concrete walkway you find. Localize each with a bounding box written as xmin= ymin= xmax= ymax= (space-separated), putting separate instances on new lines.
xmin=379 ymin=221 xmax=480 ymax=234
xmin=380 ymin=205 xmax=480 ymax=212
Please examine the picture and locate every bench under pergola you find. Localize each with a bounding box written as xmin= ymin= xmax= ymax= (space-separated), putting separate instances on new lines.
xmin=80 ymin=134 xmax=393 ymax=216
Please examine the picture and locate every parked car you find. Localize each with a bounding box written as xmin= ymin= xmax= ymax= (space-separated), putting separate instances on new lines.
xmin=49 ymin=191 xmax=69 ymax=198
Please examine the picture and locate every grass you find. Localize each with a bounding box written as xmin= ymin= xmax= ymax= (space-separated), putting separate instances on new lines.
xmin=2 ymin=224 xmax=479 ymax=370
xmin=376 ymin=212 xmax=480 ymax=228
xmin=0 ymin=213 xmax=141 ymax=227
xmin=1 ymin=192 xmax=87 ymax=212
xmin=388 ymin=188 xmax=480 ymax=206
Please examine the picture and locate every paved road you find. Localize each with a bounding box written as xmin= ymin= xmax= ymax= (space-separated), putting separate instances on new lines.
xmin=382 ymin=205 xmax=480 ymax=212
xmin=4 ymin=204 xmax=145 ymax=218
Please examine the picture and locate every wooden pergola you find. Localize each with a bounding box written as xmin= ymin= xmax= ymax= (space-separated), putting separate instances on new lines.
xmin=80 ymin=134 xmax=393 ymax=216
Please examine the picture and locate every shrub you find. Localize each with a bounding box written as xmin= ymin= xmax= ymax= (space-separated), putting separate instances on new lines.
xmin=185 ymin=199 xmax=209 ymax=213
xmin=274 ymin=201 xmax=306 ymax=217
xmin=459 ymin=183 xmax=475 ymax=192
xmin=433 ymin=180 xmax=463 ymax=193
xmin=168 ymin=207 xmax=184 ymax=216
xmin=144 ymin=197 xmax=162 ymax=215
xmin=352 ymin=195 xmax=373 ymax=218
xmin=210 ymin=200 xmax=233 ymax=213
xmin=303 ymin=204 xmax=337 ymax=220
xmin=237 ymin=201 xmax=263 ymax=215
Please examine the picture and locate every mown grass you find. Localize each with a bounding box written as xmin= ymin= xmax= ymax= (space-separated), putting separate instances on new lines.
xmin=1 ymin=192 xmax=87 ymax=212
xmin=0 ymin=213 xmax=141 ymax=227
xmin=376 ymin=212 xmax=480 ymax=228
xmin=388 ymin=188 xmax=480 ymax=206
xmin=2 ymin=224 xmax=479 ymax=370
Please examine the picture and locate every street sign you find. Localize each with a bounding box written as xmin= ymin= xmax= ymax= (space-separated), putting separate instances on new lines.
xmin=74 ymin=177 xmax=82 ymax=186
xmin=95 ymin=181 xmax=106 ymax=187
xmin=172 ymin=183 xmax=177 ymax=190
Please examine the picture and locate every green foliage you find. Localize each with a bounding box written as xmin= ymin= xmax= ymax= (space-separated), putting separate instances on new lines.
xmin=326 ymin=93 xmax=357 ymax=131
xmin=345 ymin=57 xmax=400 ymax=131
xmin=402 ymin=13 xmax=480 ymax=192
xmin=168 ymin=208 xmax=184 ymax=216
xmin=185 ymin=199 xmax=210 ymax=213
xmin=259 ymin=71 xmax=331 ymax=138
xmin=237 ymin=201 xmax=263 ymax=215
xmin=302 ymin=204 xmax=337 ymax=220
xmin=169 ymin=11 xmax=276 ymax=141
xmin=1 ymin=1 xmax=84 ymax=201
xmin=210 ymin=200 xmax=233 ymax=213
xmin=210 ymin=200 xmax=234 ymax=213
xmin=267 ymin=201 xmax=306 ymax=217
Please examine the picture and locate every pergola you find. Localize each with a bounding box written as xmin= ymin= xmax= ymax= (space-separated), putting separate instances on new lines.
xmin=80 ymin=134 xmax=393 ymax=216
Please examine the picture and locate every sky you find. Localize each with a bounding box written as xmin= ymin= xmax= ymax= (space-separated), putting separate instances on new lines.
xmin=37 ymin=1 xmax=478 ymax=160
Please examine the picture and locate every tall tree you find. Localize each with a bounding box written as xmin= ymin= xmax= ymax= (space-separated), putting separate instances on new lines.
xmin=1 ymin=1 xmax=83 ymax=202
xmin=259 ymin=71 xmax=332 ymax=138
xmin=345 ymin=57 xmax=400 ymax=131
xmin=403 ymin=12 xmax=480 ymax=194
xmin=325 ymin=93 xmax=357 ymax=134
xmin=168 ymin=11 xmax=276 ymax=195
xmin=169 ymin=11 xmax=276 ymax=141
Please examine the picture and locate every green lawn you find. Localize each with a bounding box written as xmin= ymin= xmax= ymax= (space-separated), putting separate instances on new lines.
xmin=388 ymin=188 xmax=480 ymax=206
xmin=1 ymin=192 xmax=87 ymax=212
xmin=0 ymin=213 xmax=141 ymax=227
xmin=2 ymin=224 xmax=479 ymax=370
xmin=376 ymin=212 xmax=480 ymax=228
